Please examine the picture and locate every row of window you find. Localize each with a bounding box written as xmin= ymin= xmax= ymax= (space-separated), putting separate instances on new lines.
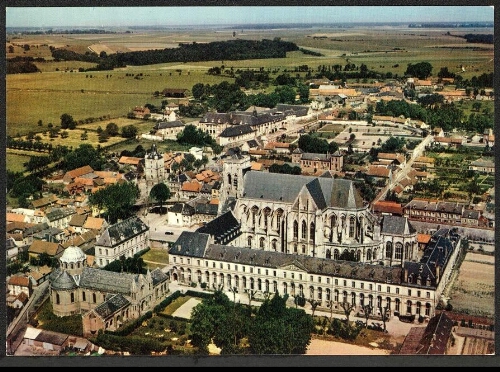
xmin=171 ymin=256 xmax=433 ymax=298
xmin=176 ymin=269 xmax=433 ymax=316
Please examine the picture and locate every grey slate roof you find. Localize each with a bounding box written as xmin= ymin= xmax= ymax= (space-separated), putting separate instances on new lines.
xmin=403 ymin=228 xmax=458 ymax=287
xmin=78 ymin=267 xmax=136 ymax=294
xmin=171 ymin=233 xmax=403 ymax=284
xmin=219 ymin=124 xmax=255 ymax=138
xmin=275 ymin=104 xmax=310 ymax=117
xmin=23 ymin=222 xmax=50 ymax=236
xmin=45 ymin=207 xmax=76 ymax=222
xmin=169 ymin=231 xmax=211 ymax=258
xmin=380 ymin=215 xmax=416 ymax=235
xmin=169 ymin=203 xmax=195 ymax=216
xmin=96 ymin=216 xmax=149 ymax=248
xmin=155 ymin=120 xmax=184 ymax=129
xmin=150 ymin=268 xmax=169 ymax=286
xmin=241 ymin=171 xmax=364 ymax=209
xmin=196 ymin=210 xmax=240 ymax=244
xmin=50 ymin=270 xmax=78 ymax=290
xmin=94 ymin=293 xmax=130 ymax=319
xmin=194 ymin=203 xmax=218 ymax=216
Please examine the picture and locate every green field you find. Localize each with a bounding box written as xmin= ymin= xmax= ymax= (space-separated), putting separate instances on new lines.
xmin=7 ymin=25 xmax=494 ymax=164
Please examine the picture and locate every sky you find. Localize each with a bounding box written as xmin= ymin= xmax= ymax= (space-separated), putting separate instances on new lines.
xmin=5 ymin=6 xmax=495 ymax=28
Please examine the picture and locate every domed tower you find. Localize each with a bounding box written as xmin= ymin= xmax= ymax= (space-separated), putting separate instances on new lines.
xmin=145 ymin=143 xmax=165 ymax=186
xmin=49 ymin=246 xmax=87 ymax=317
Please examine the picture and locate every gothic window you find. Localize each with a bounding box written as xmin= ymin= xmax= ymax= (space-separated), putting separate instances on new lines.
xmin=276 ymin=209 xmax=283 ymax=234
xmin=271 ymin=239 xmax=277 ymax=251
xmin=263 ymin=208 xmax=270 ymax=230
xmin=251 ymin=206 xmax=258 ymax=226
xmin=405 ymin=242 xmax=411 ymax=260
xmin=259 ymin=237 xmax=265 ymax=249
xmin=330 ymin=214 xmax=336 ymax=228
xmin=367 ymin=249 xmax=372 ymax=261
xmin=385 ymin=242 xmax=393 ymax=259
xmin=349 ymin=216 xmax=356 ymax=237
xmin=395 ymin=242 xmax=403 ymax=260
xmin=333 ymin=249 xmax=339 ymax=260
xmin=293 ymin=220 xmax=298 ymax=239
xmin=301 ymin=221 xmax=307 ymax=239
xmin=356 ymin=250 xmax=361 ymax=261
xmin=247 ymin=236 xmax=252 ymax=247
xmin=326 ymin=249 xmax=331 ymax=259
xmin=310 ymin=222 xmax=315 ymax=243
xmin=302 ymin=245 xmax=306 ymax=254
xmin=293 ymin=244 xmax=298 ymax=253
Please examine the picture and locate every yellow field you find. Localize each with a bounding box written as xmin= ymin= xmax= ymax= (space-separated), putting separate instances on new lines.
xmin=448 ymin=252 xmax=495 ymax=317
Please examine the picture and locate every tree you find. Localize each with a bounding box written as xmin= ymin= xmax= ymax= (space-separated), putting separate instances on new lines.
xmin=88 ymin=182 xmax=139 ymax=223
xmin=378 ymin=305 xmax=390 ymax=333
xmin=249 ymin=292 xmax=314 ymax=354
xmin=340 ymin=301 xmax=355 ymax=324
xmin=308 ymin=298 xmax=321 ymax=317
xmin=60 ymin=113 xmax=76 ymax=129
xmin=405 ymin=62 xmax=433 ymax=79
xmin=106 ymin=122 xmax=119 ymax=136
xmin=121 ymin=125 xmax=138 ymax=138
xmin=362 ymin=304 xmax=373 ymax=328
xmin=192 ymin=83 xmax=205 ymax=100
xmin=149 ymin=183 xmax=171 ymax=213
xmin=63 ymin=143 xmax=104 ymax=171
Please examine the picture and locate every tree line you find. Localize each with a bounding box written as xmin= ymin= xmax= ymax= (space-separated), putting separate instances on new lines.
xmin=51 ymin=38 xmax=300 ymax=71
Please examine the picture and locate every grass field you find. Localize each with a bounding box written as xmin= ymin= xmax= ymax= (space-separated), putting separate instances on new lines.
xmin=7 ymin=26 xmax=493 ymax=138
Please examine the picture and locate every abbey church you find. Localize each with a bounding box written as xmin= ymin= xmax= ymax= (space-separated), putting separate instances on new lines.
xmin=169 ymin=153 xmax=462 ymax=319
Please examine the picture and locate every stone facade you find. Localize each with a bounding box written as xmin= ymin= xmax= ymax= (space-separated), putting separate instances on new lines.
xmin=49 ymin=245 xmax=169 ymax=337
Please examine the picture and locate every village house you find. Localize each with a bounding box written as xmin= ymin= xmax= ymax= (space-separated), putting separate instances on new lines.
xmin=468 ymin=158 xmax=494 ymax=174
xmin=291 ymin=149 xmax=344 ymax=173
xmin=154 ymin=120 xmax=185 ymax=140
xmin=132 ymin=106 xmax=150 ymax=119
xmin=28 ymin=239 xmax=64 ymax=261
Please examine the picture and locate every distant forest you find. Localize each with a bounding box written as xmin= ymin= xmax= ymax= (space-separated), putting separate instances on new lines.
xmin=409 ymin=22 xmax=493 ymax=28
xmin=50 ymin=38 xmax=301 ymax=71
